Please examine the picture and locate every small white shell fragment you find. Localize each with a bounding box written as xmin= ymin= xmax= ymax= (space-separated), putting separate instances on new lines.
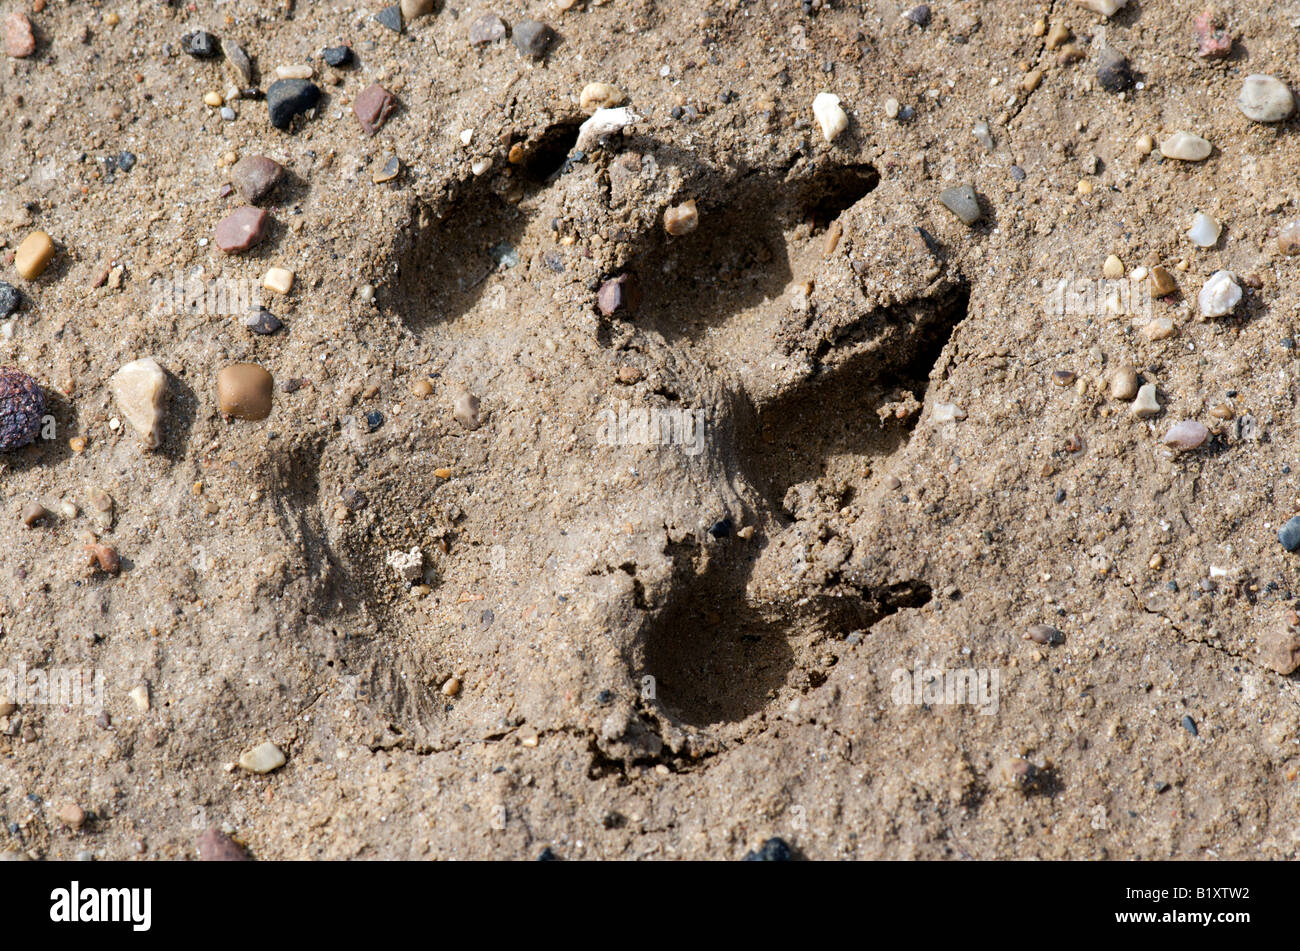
xmin=1198 ymin=270 xmax=1242 ymax=317
xmin=576 ymin=107 xmax=637 ymax=151
xmin=128 ymin=684 xmax=150 ymax=712
xmin=471 ymin=157 xmax=492 ymax=176
xmin=263 ymin=267 xmax=295 ymax=295
xmin=1160 ymin=131 xmax=1212 ymax=161
xmin=1074 ymin=0 xmax=1128 ymax=16
xmin=812 ymin=92 xmax=849 ymax=142
xmin=109 ymin=357 xmax=168 ymax=450
xmin=1186 ymin=212 xmax=1220 ymax=248
xmin=933 ymin=402 xmax=967 ymax=423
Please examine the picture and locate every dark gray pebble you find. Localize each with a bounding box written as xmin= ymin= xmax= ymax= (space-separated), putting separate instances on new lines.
xmin=512 ymin=19 xmax=554 ymax=58
xmin=243 ymin=308 xmax=282 ymax=335
xmin=266 ymin=79 xmax=321 ymax=130
xmin=0 ymin=282 xmax=21 ymax=319
xmin=376 ymin=4 xmax=403 ymax=33
xmin=1279 ymin=516 xmax=1300 ymax=551
xmin=182 ymin=30 xmax=219 ymax=58
xmin=322 ymin=45 xmax=353 ymax=67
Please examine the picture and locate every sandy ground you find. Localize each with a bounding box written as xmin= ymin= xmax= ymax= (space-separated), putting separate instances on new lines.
xmin=2 ymin=0 xmax=1300 ymax=859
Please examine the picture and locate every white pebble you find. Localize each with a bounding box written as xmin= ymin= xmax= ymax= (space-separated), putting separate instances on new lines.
xmin=1163 ymin=420 xmax=1210 ymax=452
xmin=1131 ymin=383 xmax=1160 ymax=418
xmin=1198 ymin=270 xmax=1241 ymax=318
xmin=576 ymin=107 xmax=637 ymax=151
xmin=276 ymin=64 xmax=313 ymax=80
xmin=1159 ymin=131 xmax=1212 ymax=161
xmin=812 ymin=92 xmax=849 ymax=143
xmin=884 ymin=97 xmax=900 ymax=118
xmin=262 ymin=267 xmax=294 ymax=295
xmin=1074 ymin=0 xmax=1128 ymax=16
xmin=386 ymin=547 xmax=424 ymax=583
xmin=1237 ymin=74 xmax=1294 ymax=123
xmin=933 ymin=402 xmax=967 ymax=423
xmin=1186 ymin=212 xmax=1220 ymax=248
xmin=238 ymin=741 xmax=286 ymax=774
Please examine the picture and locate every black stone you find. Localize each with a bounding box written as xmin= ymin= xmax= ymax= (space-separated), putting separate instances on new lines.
xmin=743 ymin=837 xmax=793 ymax=862
xmin=117 ymin=151 xmax=136 ymax=172
xmin=0 ymin=282 xmax=21 ymax=319
xmin=1097 ymin=49 xmax=1135 ymax=94
xmin=242 ymin=308 xmax=282 ymax=335
xmin=321 ymin=45 xmax=353 ymax=67
xmin=266 ymin=79 xmax=321 ymax=130
xmin=365 ymin=410 xmax=384 ymax=432
xmin=595 ymin=689 xmax=614 ymax=705
xmin=708 ymin=517 xmax=733 ymax=539
xmin=536 ymin=847 xmax=559 ymax=861
xmin=376 ymin=4 xmax=403 ymax=33
xmin=512 ymin=19 xmax=554 ymax=59
xmin=182 ymin=30 xmax=219 ymax=58
xmin=1181 ymin=715 xmax=1198 ymax=737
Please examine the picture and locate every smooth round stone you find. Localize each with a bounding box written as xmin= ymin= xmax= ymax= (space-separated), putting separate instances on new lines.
xmin=1237 ymin=74 xmax=1294 ymax=123
xmin=1198 ymin=270 xmax=1241 ymax=317
xmin=231 ymin=155 xmax=284 ymax=204
xmin=217 ymin=364 xmax=274 ymax=420
xmin=214 ymin=206 xmax=269 ymax=253
xmin=1074 ymin=0 xmax=1127 ymax=15
xmin=14 ymin=230 xmax=55 ymax=280
xmin=938 ymin=184 xmax=981 ymax=225
xmin=1280 ymin=220 xmax=1300 ymax=255
xmin=1160 ymin=131 xmax=1212 ymax=161
xmin=1187 ymin=212 xmax=1220 ymax=247
xmin=1163 ymin=420 xmax=1209 ymax=451
xmin=1279 ymin=516 xmax=1300 ymax=552
xmin=1109 ymin=366 xmax=1138 ymax=401
xmin=197 ymin=828 xmax=249 ymax=861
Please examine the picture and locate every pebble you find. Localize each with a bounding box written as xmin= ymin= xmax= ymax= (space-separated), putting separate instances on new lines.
xmin=932 ymin=402 xmax=966 ymax=423
xmin=1149 ymin=265 xmax=1176 ymax=295
xmin=938 ymin=184 xmax=981 ymax=225
xmin=373 ymin=155 xmax=401 ymax=183
xmin=204 ymin=89 xmax=224 ymax=107
xmin=597 ymin=273 xmax=641 ymax=316
xmin=1181 ymin=715 xmax=1198 ymax=738
xmin=1197 ymin=270 xmax=1241 ymax=318
xmin=182 ymin=30 xmax=218 ymax=59
xmin=128 ymin=684 xmax=149 ymax=711
xmin=904 ymin=4 xmax=931 ymax=27
xmin=513 ymin=19 xmax=555 ymax=59
xmin=743 ymin=837 xmax=792 ymax=862
xmin=401 ymin=0 xmax=435 ymax=19
xmin=376 ymin=4 xmax=404 ymax=33
xmin=664 ymin=199 xmax=699 ymax=236
xmin=276 ymin=64 xmax=313 ymax=80
xmin=21 ymin=502 xmax=47 ymax=527
xmin=214 ymin=206 xmax=269 ymax=253
xmin=266 ymin=78 xmax=321 ymax=130
xmin=0 ymin=368 xmax=45 ymax=451
xmin=884 ymin=97 xmax=900 ymax=118
xmin=1051 ymin=369 xmax=1076 ymax=386
xmin=4 ymin=12 xmax=35 ymax=58
xmin=441 ymin=676 xmax=461 ymax=697
xmin=15 ymin=230 xmax=55 ymax=280
xmin=224 ymin=41 xmax=253 ymax=85
xmin=1186 ymin=212 xmax=1220 ymax=248
xmin=1131 ymin=382 xmax=1160 ymax=418
xmin=87 ymin=543 xmax=120 ymax=575
xmin=453 ymin=391 xmax=481 ymax=430
xmin=1102 ymin=254 xmax=1124 ymax=278
xmin=56 ymin=803 xmax=86 ymax=830
xmin=238 ymin=741 xmax=286 ymax=774
xmin=197 ymin=828 xmax=249 ymax=861
xmin=321 ymin=45 xmax=353 ymax=67
xmin=220 ymin=106 xmax=236 ymax=122
xmin=1074 ymin=0 xmax=1127 ymax=16
xmin=1045 ymin=22 xmax=1071 ymax=49
xmin=217 ymin=364 xmax=274 ymax=420
xmin=1163 ymin=420 xmax=1209 ymax=452
xmin=1279 ymin=516 xmax=1300 ymax=552
xmin=242 ymin=308 xmax=282 ymax=334
xmin=110 ymin=357 xmax=168 ymax=450
xmin=1096 ymin=48 xmax=1134 ymax=93
xmin=263 ymin=267 xmax=294 ymax=295
xmin=1160 ymin=131 xmax=1212 ymax=162
xmin=1024 ymin=624 xmax=1064 ymax=645
xmin=1237 ymin=74 xmax=1294 ymax=123
xmin=1142 ymin=317 xmax=1174 ymax=340
xmin=1279 ymin=220 xmax=1300 ymax=255
xmin=1194 ymin=9 xmax=1232 ymax=59
xmin=576 ymin=107 xmax=635 ymax=151
xmin=353 ymin=82 xmax=396 ymax=135
xmin=1259 ymin=627 xmax=1300 ymax=675
xmin=812 ymin=91 xmax=848 ymax=142
xmin=1109 ymin=366 xmax=1138 ymax=400
xmin=579 ymin=82 xmax=625 ymax=114
xmin=469 ymin=13 xmax=507 ymax=44
xmin=0 ymin=282 xmax=20 ymax=317
xmin=231 ymin=155 xmax=284 ymax=203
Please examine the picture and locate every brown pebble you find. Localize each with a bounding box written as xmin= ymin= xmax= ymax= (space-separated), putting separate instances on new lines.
xmin=664 ymin=199 xmax=699 ymax=236
xmin=87 ymin=543 xmax=120 ymax=575
xmin=20 ymin=502 xmax=47 ymax=527
xmin=1024 ymin=623 xmax=1064 ymax=645
xmin=1109 ymin=366 xmax=1139 ymax=401
xmin=4 ymin=12 xmax=36 ymax=58
xmin=1279 ymin=220 xmax=1300 ymax=256
xmin=616 ymin=366 xmax=644 ymax=384
xmin=56 ymin=802 xmax=86 ymax=830
xmin=1051 ymin=369 xmax=1076 ymax=387
xmin=197 ymin=827 xmax=249 ymax=861
xmin=0 ymin=700 xmax=16 ymax=717
xmin=217 ymin=364 xmax=275 ymax=420
xmin=410 ymin=379 xmax=433 ymax=397
xmin=1261 ymin=627 xmax=1300 ymax=675
xmin=14 ymin=230 xmax=55 ymax=280
xmin=214 ymin=206 xmax=269 ymax=253
xmin=353 ymin=83 xmax=396 ymax=135
xmin=1149 ymin=265 xmax=1176 ymax=296
xmin=230 ymin=155 xmax=285 ymax=203
xmin=597 ymin=273 xmax=642 ymax=317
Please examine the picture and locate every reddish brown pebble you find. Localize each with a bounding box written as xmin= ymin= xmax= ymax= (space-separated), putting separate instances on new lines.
xmin=197 ymin=828 xmax=249 ymax=861
xmin=4 ymin=13 xmax=35 ymax=58
xmin=353 ymin=83 xmax=395 ymax=135
xmin=597 ymin=273 xmax=642 ymax=317
xmin=230 ymin=155 xmax=284 ymax=203
xmin=215 ymin=206 xmax=269 ymax=253
xmin=87 ymin=543 xmax=120 ymax=574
